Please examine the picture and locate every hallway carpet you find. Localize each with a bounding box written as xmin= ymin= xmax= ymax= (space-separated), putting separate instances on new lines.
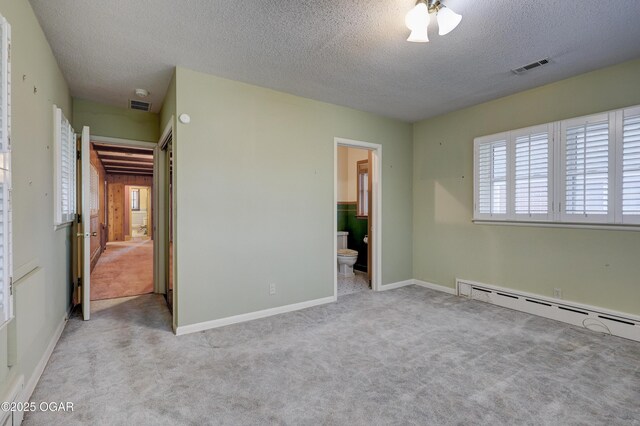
xmin=25 ymin=287 xmax=640 ymax=425
xmin=90 ymin=240 xmax=153 ymax=300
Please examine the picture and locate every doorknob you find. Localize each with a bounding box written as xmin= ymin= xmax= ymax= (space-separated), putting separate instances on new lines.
xmin=76 ymin=232 xmax=96 ymax=237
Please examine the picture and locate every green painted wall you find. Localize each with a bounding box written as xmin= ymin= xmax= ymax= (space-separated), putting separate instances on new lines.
xmin=0 ymin=0 xmax=73 ymax=398
xmin=413 ymin=58 xmax=640 ymax=316
xmin=174 ymin=67 xmax=413 ymax=328
xmin=72 ymin=98 xmax=160 ymax=142
xmin=160 ymin=71 xmax=176 ymax=133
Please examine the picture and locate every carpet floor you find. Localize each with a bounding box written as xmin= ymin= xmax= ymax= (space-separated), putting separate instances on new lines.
xmin=90 ymin=240 xmax=153 ymax=301
xmin=24 ymin=286 xmax=640 ymax=425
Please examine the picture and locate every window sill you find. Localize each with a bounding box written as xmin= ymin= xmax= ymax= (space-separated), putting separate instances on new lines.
xmin=0 ymin=316 xmax=13 ymax=333
xmin=54 ymin=222 xmax=73 ymax=231
xmin=473 ymin=220 xmax=640 ymax=232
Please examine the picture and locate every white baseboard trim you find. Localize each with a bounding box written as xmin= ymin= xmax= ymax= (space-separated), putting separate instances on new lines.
xmin=21 ymin=309 xmax=69 ymax=406
xmin=175 ymin=295 xmax=337 ymax=336
xmin=413 ymin=279 xmax=457 ymax=295
xmin=457 ymin=278 xmax=640 ymax=342
xmin=378 ymin=279 xmax=414 ymax=291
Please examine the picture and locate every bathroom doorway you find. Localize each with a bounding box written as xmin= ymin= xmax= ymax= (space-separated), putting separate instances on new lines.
xmin=334 ymin=138 xmax=381 ymax=298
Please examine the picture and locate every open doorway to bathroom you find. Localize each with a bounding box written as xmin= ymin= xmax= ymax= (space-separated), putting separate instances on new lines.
xmin=334 ymin=138 xmax=381 ymax=297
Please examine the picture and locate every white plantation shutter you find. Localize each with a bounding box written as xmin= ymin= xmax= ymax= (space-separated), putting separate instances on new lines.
xmin=475 ymin=105 xmax=640 ymax=227
xmin=620 ymin=108 xmax=640 ymax=224
xmin=53 ymin=106 xmax=76 ymax=225
xmin=475 ymin=135 xmax=508 ymax=219
xmin=513 ymin=124 xmax=552 ymax=220
xmin=561 ymin=113 xmax=613 ymax=223
xmin=0 ymin=15 xmax=10 ymax=325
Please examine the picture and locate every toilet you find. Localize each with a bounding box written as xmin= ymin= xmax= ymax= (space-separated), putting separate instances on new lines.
xmin=337 ymin=231 xmax=358 ymax=277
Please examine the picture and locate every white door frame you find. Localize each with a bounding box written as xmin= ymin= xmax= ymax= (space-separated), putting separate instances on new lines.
xmin=80 ymin=127 xmax=91 ymax=320
xmin=334 ymin=137 xmax=382 ymax=297
xmin=89 ymin=135 xmax=162 ymax=294
xmin=155 ymin=120 xmax=174 ymax=325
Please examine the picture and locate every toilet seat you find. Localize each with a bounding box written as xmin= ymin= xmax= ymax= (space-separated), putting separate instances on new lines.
xmin=337 ymin=249 xmax=358 ymax=257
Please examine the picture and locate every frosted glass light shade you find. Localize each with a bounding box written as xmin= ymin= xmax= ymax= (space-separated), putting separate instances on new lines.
xmin=437 ymin=6 xmax=462 ymax=35
xmin=405 ymin=3 xmax=430 ymax=43
xmin=407 ymin=28 xmax=429 ymax=43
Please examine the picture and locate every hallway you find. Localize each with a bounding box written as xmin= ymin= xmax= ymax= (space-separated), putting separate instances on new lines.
xmin=91 ymin=240 xmax=154 ymax=300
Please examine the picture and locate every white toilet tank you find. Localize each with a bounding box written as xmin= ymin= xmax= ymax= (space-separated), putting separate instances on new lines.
xmin=337 ymin=231 xmax=348 ymax=250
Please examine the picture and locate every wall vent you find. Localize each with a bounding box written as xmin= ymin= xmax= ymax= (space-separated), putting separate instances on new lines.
xmin=129 ymin=99 xmax=152 ymax=112
xmin=511 ymin=58 xmax=550 ymax=75
xmin=456 ymin=279 xmax=640 ymax=342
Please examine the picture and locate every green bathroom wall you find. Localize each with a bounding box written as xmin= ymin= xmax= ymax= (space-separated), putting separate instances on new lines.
xmin=173 ymin=67 xmax=413 ymax=328
xmin=0 ymin=0 xmax=73 ymax=399
xmin=413 ymin=58 xmax=640 ymax=316
xmin=72 ymin=98 xmax=160 ymax=142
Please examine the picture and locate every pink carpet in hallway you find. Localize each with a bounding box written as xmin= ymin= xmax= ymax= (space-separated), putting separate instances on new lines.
xmin=90 ymin=240 xmax=153 ymax=300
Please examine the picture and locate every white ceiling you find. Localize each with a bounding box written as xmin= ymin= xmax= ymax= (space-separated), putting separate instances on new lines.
xmin=29 ymin=0 xmax=640 ymax=122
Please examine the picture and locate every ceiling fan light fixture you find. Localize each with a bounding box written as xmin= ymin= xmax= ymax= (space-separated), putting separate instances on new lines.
xmin=405 ymin=0 xmax=461 ymax=41
xmin=436 ymin=5 xmax=462 ymax=36
xmin=405 ymin=2 xmax=430 ymax=43
xmin=407 ymin=28 xmax=430 ymax=43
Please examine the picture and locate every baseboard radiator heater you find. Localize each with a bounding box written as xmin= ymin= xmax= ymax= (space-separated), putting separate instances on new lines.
xmin=456 ymin=279 xmax=640 ymax=343
xmin=0 ymin=375 xmax=24 ymax=426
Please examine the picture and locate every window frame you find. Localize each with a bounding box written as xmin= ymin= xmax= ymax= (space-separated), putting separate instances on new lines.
xmin=53 ymin=105 xmax=76 ymax=226
xmin=559 ymin=112 xmax=615 ymax=224
xmin=473 ymin=104 xmax=640 ymax=229
xmin=131 ymin=188 xmax=140 ymax=211
xmin=615 ymin=106 xmax=640 ymax=225
xmin=0 ymin=14 xmax=11 ymax=327
xmin=356 ymin=159 xmax=369 ymax=218
xmin=510 ymin=123 xmax=554 ymax=222
xmin=473 ymin=132 xmax=509 ymax=221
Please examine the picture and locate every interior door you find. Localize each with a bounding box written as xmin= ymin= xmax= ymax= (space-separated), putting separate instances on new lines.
xmin=80 ymin=126 xmax=91 ymax=320
xmin=367 ymin=150 xmax=373 ymax=286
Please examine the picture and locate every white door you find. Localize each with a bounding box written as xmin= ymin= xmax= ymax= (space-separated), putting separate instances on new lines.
xmin=81 ymin=126 xmax=91 ymax=320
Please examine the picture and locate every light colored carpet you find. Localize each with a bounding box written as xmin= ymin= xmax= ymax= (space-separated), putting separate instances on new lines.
xmin=24 ymin=286 xmax=640 ymax=425
xmin=90 ymin=240 xmax=153 ymax=300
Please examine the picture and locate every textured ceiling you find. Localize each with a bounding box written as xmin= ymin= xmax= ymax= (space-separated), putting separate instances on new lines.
xmin=29 ymin=0 xmax=640 ymax=122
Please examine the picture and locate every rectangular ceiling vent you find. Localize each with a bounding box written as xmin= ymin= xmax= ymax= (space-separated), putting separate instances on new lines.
xmin=129 ymin=99 xmax=152 ymax=112
xmin=511 ymin=58 xmax=550 ymax=75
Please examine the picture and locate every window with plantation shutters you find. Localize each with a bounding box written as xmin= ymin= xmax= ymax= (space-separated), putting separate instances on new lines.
xmin=513 ymin=124 xmax=552 ymax=219
xmin=560 ymin=113 xmax=613 ymax=223
xmin=619 ymin=107 xmax=640 ymax=224
xmin=0 ymin=15 xmax=11 ymax=326
xmin=54 ymin=106 xmax=76 ymax=226
xmin=475 ymin=135 xmax=508 ymax=219
xmin=474 ymin=105 xmax=640 ymax=228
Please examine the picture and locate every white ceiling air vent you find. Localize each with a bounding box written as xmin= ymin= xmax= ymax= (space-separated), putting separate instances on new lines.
xmin=129 ymin=99 xmax=152 ymax=112
xmin=511 ymin=58 xmax=550 ymax=75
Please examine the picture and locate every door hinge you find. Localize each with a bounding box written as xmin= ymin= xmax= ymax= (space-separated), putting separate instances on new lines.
xmin=77 ymin=213 xmax=82 ymax=224
xmin=9 ymin=277 xmax=13 ymax=296
xmin=77 ymin=277 xmax=82 ymax=288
